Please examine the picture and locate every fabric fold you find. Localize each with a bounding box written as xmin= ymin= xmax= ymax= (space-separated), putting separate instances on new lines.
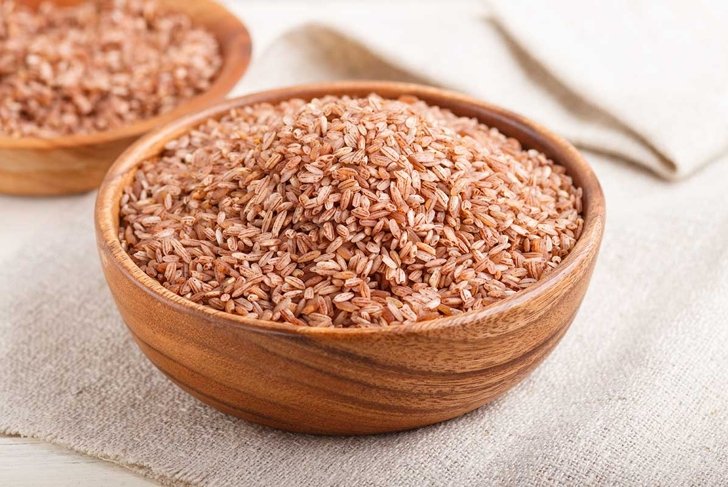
xmin=232 ymin=0 xmax=728 ymax=178
xmin=489 ymin=0 xmax=728 ymax=178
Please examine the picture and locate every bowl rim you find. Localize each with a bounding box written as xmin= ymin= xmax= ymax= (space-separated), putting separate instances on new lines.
xmin=0 ymin=0 xmax=252 ymax=149
xmin=96 ymin=80 xmax=606 ymax=337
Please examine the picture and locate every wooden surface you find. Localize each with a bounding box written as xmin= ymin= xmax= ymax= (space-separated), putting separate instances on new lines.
xmin=95 ymin=81 xmax=606 ymax=435
xmin=0 ymin=436 xmax=154 ymax=486
xmin=0 ymin=0 xmax=252 ymax=196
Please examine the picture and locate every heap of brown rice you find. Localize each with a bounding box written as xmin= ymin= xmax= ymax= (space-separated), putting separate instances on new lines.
xmin=119 ymin=94 xmax=584 ymax=328
xmin=0 ymin=0 xmax=221 ymax=137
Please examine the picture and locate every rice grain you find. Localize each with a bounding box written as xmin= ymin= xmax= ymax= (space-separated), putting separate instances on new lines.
xmin=0 ymin=0 xmax=222 ymax=137
xmin=119 ymin=94 xmax=584 ymax=328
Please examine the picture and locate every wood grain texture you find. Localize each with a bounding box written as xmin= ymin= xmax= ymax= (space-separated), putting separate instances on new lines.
xmin=0 ymin=0 xmax=252 ymax=196
xmin=95 ymin=81 xmax=606 ymax=435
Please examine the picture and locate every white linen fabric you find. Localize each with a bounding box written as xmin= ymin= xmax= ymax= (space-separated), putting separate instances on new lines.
xmin=1 ymin=1 xmax=727 ymax=485
xmin=235 ymin=0 xmax=728 ymax=179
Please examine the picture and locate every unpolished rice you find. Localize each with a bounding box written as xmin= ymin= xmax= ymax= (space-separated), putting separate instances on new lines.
xmin=0 ymin=0 xmax=221 ymax=137
xmin=119 ymin=94 xmax=584 ymax=328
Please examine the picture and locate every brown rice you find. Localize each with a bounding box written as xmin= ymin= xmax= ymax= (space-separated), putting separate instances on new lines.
xmin=119 ymin=94 xmax=584 ymax=328
xmin=0 ymin=0 xmax=221 ymax=137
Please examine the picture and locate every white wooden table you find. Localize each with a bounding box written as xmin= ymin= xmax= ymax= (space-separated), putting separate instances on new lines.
xmin=0 ymin=437 xmax=153 ymax=486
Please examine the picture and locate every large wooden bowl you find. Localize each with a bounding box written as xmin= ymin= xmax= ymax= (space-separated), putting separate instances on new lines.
xmin=0 ymin=0 xmax=251 ymax=196
xmin=96 ymin=81 xmax=606 ymax=435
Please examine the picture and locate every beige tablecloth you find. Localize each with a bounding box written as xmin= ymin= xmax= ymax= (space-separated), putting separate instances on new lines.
xmin=1 ymin=1 xmax=727 ymax=485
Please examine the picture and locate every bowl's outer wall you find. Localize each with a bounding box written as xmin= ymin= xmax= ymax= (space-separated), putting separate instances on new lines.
xmin=96 ymin=82 xmax=605 ymax=435
xmin=0 ymin=0 xmax=251 ymax=196
xmin=99 ymin=234 xmax=598 ymax=435
xmin=0 ymin=137 xmax=135 ymax=195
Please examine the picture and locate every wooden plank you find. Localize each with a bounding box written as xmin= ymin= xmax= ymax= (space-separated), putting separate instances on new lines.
xmin=0 ymin=437 xmax=156 ymax=487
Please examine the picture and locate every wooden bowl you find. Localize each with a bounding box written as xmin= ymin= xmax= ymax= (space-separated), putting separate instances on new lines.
xmin=96 ymin=81 xmax=606 ymax=435
xmin=0 ymin=0 xmax=251 ymax=196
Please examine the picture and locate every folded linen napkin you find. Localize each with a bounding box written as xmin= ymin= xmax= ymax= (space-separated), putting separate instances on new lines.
xmin=235 ymin=0 xmax=728 ymax=178
xmin=489 ymin=0 xmax=728 ymax=178
xmin=2 ymin=151 xmax=727 ymax=486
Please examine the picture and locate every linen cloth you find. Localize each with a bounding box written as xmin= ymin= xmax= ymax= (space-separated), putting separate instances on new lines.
xmin=2 ymin=1 xmax=728 ymax=485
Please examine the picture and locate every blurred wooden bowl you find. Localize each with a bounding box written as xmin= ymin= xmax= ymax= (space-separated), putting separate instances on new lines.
xmin=96 ymin=81 xmax=606 ymax=435
xmin=0 ymin=0 xmax=251 ymax=196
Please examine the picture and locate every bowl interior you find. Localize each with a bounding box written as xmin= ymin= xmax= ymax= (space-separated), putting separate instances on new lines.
xmin=97 ymin=81 xmax=606 ymax=336
xmin=1 ymin=0 xmax=251 ymax=148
